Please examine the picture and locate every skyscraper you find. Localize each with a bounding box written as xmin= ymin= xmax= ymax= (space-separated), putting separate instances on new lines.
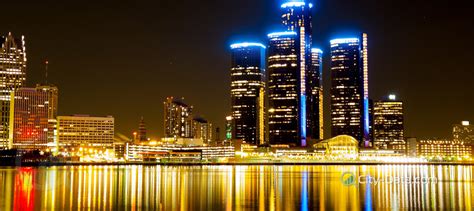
xmin=192 ymin=117 xmax=213 ymax=145
xmin=267 ymin=31 xmax=300 ymax=146
xmin=0 ymin=32 xmax=27 ymax=148
xmin=373 ymin=95 xmax=404 ymax=152
xmin=453 ymin=121 xmax=473 ymax=146
xmin=230 ymin=43 xmax=266 ymax=145
xmin=36 ymin=85 xmax=59 ymax=145
xmin=164 ymin=97 xmax=193 ymax=138
xmin=9 ymin=86 xmax=57 ymax=149
xmin=308 ymin=48 xmax=323 ymax=140
xmin=453 ymin=121 xmax=474 ymax=156
xmin=330 ymin=33 xmax=370 ymax=146
xmin=266 ymin=1 xmax=320 ymax=146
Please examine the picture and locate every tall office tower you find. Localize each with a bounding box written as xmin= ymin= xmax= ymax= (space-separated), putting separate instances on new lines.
xmin=308 ymin=48 xmax=323 ymax=140
xmin=57 ymin=115 xmax=114 ymax=148
xmin=192 ymin=117 xmax=213 ymax=145
xmin=373 ymin=95 xmax=405 ymax=152
xmin=267 ymin=31 xmax=301 ymax=146
xmin=330 ymin=33 xmax=370 ymax=146
xmin=36 ymin=85 xmax=59 ymax=145
xmin=453 ymin=121 xmax=473 ymax=145
xmin=9 ymin=86 xmax=57 ymax=149
xmin=268 ymin=1 xmax=316 ymax=146
xmin=164 ymin=97 xmax=193 ymax=138
xmin=229 ymin=43 xmax=266 ymax=145
xmin=280 ymin=1 xmax=313 ymax=69
xmin=453 ymin=121 xmax=474 ymax=156
xmin=138 ymin=117 xmax=147 ymax=141
xmin=0 ymin=33 xmax=27 ymax=148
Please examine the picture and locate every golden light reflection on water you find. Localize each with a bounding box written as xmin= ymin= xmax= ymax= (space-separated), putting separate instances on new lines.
xmin=0 ymin=165 xmax=472 ymax=210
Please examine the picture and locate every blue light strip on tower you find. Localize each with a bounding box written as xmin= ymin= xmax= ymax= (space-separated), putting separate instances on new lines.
xmin=230 ymin=42 xmax=266 ymax=49
xmin=281 ymin=1 xmax=313 ymax=8
xmin=267 ymin=31 xmax=297 ymax=38
xmin=300 ymin=95 xmax=307 ymax=146
xmin=364 ymin=98 xmax=369 ymax=144
xmin=311 ymin=48 xmax=323 ymax=54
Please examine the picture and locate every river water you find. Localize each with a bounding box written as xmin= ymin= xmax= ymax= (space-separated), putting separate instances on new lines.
xmin=0 ymin=165 xmax=472 ymax=210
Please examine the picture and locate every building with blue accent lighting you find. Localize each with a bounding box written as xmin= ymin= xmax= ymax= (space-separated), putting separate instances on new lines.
xmin=266 ymin=1 xmax=322 ymax=146
xmin=330 ymin=33 xmax=371 ymax=147
xmin=230 ymin=1 xmax=322 ymax=146
xmin=230 ymin=43 xmax=266 ymax=145
xmin=309 ymin=48 xmax=324 ymax=140
xmin=267 ymin=32 xmax=300 ymax=146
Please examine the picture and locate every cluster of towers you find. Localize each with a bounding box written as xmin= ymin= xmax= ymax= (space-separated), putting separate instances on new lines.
xmin=1 ymin=32 xmax=60 ymax=150
xmin=230 ymin=1 xmax=400 ymax=148
xmin=163 ymin=97 xmax=214 ymax=144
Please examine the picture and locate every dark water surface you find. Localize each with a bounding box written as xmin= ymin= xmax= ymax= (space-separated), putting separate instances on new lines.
xmin=0 ymin=165 xmax=472 ymax=210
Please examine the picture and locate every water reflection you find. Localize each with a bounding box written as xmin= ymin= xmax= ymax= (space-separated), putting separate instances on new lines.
xmin=0 ymin=165 xmax=472 ymax=210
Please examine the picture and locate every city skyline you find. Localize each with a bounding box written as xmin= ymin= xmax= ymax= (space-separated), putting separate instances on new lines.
xmin=0 ymin=0 xmax=472 ymax=139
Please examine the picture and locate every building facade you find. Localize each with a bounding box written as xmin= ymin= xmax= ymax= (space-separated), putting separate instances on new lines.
xmin=309 ymin=48 xmax=324 ymax=140
xmin=9 ymin=86 xmax=57 ymax=149
xmin=453 ymin=121 xmax=473 ymax=144
xmin=373 ymin=95 xmax=404 ymax=152
xmin=453 ymin=121 xmax=474 ymax=155
xmin=164 ymin=97 xmax=193 ymax=138
xmin=0 ymin=33 xmax=27 ymax=148
xmin=417 ymin=139 xmax=471 ymax=158
xmin=330 ymin=33 xmax=370 ymax=147
xmin=57 ymin=115 xmax=114 ymax=148
xmin=267 ymin=32 xmax=300 ymax=146
xmin=230 ymin=43 xmax=266 ymax=145
xmin=192 ymin=117 xmax=213 ymax=145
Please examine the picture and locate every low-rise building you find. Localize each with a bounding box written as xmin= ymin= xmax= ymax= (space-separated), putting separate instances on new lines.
xmin=417 ymin=139 xmax=471 ymax=159
xmin=125 ymin=143 xmax=235 ymax=161
xmin=57 ymin=115 xmax=114 ymax=149
xmin=313 ymin=135 xmax=359 ymax=160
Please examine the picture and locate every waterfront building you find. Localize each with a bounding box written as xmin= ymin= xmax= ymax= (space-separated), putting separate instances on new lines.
xmin=164 ymin=97 xmax=193 ymax=138
xmin=229 ymin=43 xmax=266 ymax=145
xmin=373 ymin=95 xmax=405 ymax=152
xmin=312 ymin=135 xmax=359 ymax=159
xmin=192 ymin=117 xmax=213 ymax=145
xmin=9 ymin=85 xmax=58 ymax=149
xmin=0 ymin=33 xmax=27 ymax=148
xmin=57 ymin=115 xmax=114 ymax=148
xmin=417 ymin=139 xmax=471 ymax=158
xmin=125 ymin=143 xmax=235 ymax=161
xmin=330 ymin=33 xmax=370 ymax=147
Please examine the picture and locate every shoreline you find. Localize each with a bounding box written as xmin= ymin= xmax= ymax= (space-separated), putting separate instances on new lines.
xmin=1 ymin=161 xmax=473 ymax=167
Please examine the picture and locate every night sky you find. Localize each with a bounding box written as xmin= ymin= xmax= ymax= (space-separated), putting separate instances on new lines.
xmin=1 ymin=0 xmax=472 ymax=140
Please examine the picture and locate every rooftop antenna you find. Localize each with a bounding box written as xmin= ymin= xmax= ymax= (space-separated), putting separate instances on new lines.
xmin=45 ymin=60 xmax=49 ymax=84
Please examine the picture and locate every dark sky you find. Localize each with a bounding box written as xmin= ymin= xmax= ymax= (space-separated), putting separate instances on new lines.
xmin=1 ymin=0 xmax=472 ymax=140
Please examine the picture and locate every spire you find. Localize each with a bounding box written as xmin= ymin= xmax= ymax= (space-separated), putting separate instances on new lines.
xmin=45 ymin=60 xmax=49 ymax=85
